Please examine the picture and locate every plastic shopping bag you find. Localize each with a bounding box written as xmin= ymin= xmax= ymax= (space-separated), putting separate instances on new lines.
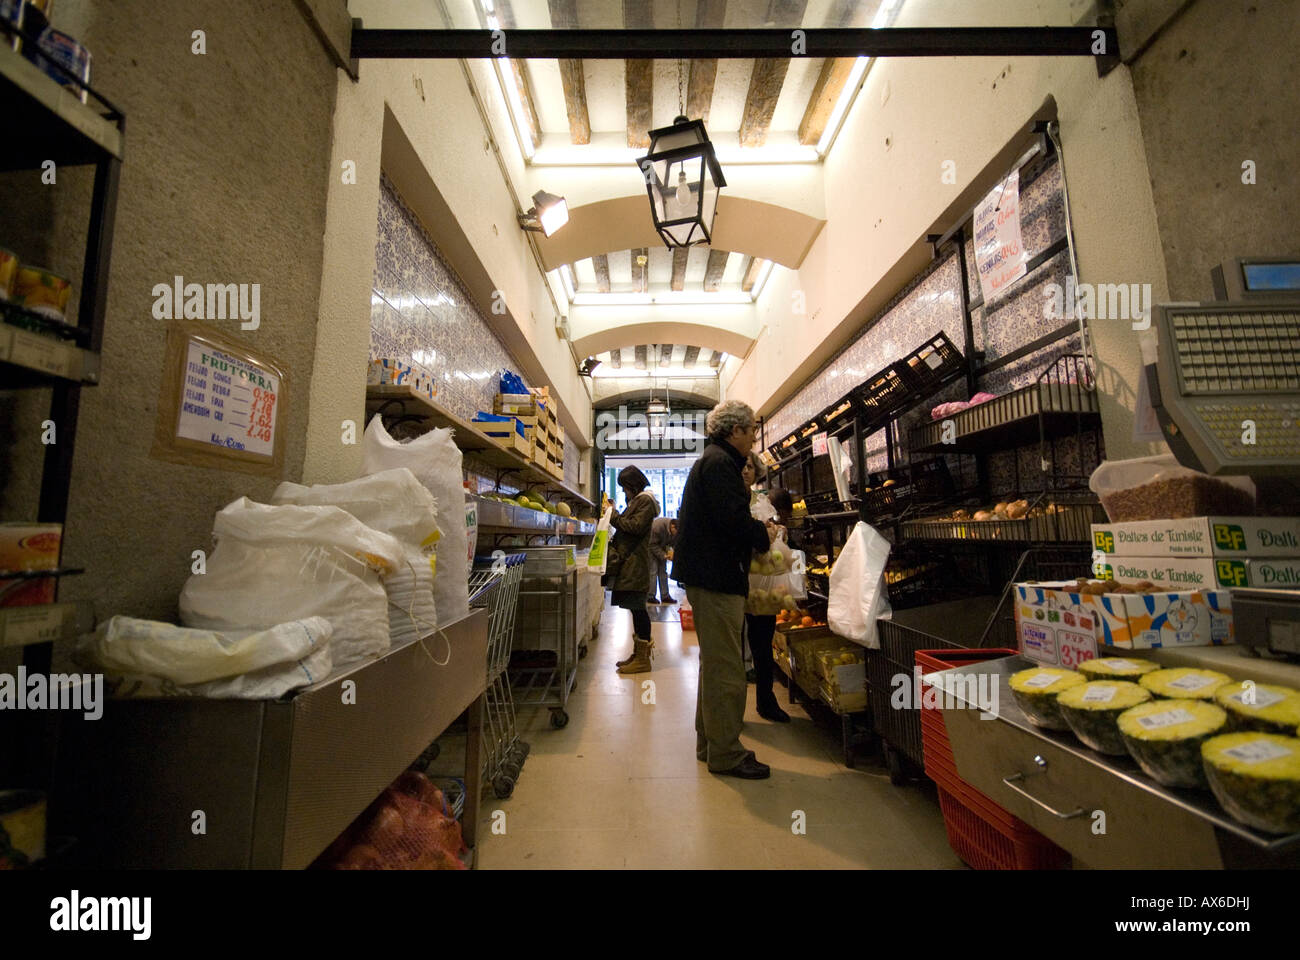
xmin=827 ymin=521 xmax=893 ymax=648
xmin=75 ymin=616 xmax=333 ymax=699
xmin=361 ymin=415 xmax=470 ymax=627
xmin=746 ymin=535 xmax=795 ymax=615
xmin=587 ymin=506 xmax=614 ymax=576
xmin=180 ymin=497 xmax=404 ymax=669
xmin=272 ymin=469 xmax=439 ymax=646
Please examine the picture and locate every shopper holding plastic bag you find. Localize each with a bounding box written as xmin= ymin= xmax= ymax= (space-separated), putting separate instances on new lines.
xmin=673 ymin=401 xmax=778 ymax=779
xmin=743 ymin=475 xmax=799 ymax=723
xmin=603 ymin=466 xmax=659 ymax=675
xmin=827 ymin=521 xmax=893 ymax=648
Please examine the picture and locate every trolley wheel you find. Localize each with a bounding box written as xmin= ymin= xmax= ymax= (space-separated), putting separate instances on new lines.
xmin=514 ymin=741 xmax=531 ymax=760
xmin=550 ymin=709 xmax=569 ymax=729
xmin=493 ymin=775 xmax=515 ymax=799
xmin=502 ymin=759 xmax=522 ymax=779
xmin=579 ymin=644 xmax=588 ymax=659
xmin=885 ymin=746 xmax=907 ymax=786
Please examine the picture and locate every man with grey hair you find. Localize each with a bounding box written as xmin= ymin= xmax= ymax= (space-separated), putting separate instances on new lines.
xmin=672 ymin=399 xmax=776 ymax=779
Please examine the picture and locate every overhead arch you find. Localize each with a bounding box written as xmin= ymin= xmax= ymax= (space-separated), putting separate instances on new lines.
xmin=535 ymin=195 xmax=825 ymax=272
xmin=571 ymin=319 xmax=754 ymax=360
xmin=593 ymin=386 xmax=720 ymax=410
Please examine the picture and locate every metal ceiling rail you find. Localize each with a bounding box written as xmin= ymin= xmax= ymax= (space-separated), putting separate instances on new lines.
xmin=350 ymin=27 xmax=1119 ymax=60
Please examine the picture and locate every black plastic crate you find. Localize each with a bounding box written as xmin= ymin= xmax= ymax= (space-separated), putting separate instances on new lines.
xmin=818 ymin=393 xmax=860 ymax=430
xmin=867 ymin=620 xmax=967 ymax=776
xmin=857 ymin=364 xmax=913 ymax=424
xmin=897 ymin=331 xmax=965 ymax=395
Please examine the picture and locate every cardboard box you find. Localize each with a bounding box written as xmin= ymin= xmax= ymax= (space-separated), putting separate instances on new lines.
xmin=1014 ymin=581 xmax=1233 ymax=660
xmin=1099 ymin=555 xmax=1300 ymax=590
xmin=1091 ymin=516 xmax=1300 ymax=558
xmin=0 ymin=523 xmax=61 ymax=608
xmin=1014 ymin=583 xmax=1100 ymax=669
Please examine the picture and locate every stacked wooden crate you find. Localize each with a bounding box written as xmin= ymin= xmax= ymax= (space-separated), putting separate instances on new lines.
xmin=492 ymin=391 xmax=539 ymax=462
xmin=529 ymin=386 xmax=564 ymax=479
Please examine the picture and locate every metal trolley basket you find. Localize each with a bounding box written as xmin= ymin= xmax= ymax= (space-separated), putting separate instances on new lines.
xmin=469 ymin=553 xmax=530 ymax=798
xmin=508 ymin=547 xmax=579 ymax=729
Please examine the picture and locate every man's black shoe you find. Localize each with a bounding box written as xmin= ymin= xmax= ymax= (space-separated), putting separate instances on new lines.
xmin=711 ymin=755 xmax=771 ymax=779
xmin=758 ymin=703 xmax=791 ymax=723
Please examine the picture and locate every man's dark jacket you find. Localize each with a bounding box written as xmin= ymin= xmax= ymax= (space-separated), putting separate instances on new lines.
xmin=671 ymin=438 xmax=769 ymax=596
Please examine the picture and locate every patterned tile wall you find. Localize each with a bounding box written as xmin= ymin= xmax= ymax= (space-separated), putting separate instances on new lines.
xmin=763 ymin=155 xmax=1096 ymax=486
xmin=372 ymin=174 xmax=531 ymax=423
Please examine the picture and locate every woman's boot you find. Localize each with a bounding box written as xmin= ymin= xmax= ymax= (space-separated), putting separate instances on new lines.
xmin=617 ymin=638 xmax=653 ymax=674
xmin=615 ymin=637 xmax=654 ymax=668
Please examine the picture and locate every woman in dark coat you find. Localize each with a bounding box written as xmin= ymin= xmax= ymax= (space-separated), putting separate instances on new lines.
xmin=605 ymin=465 xmax=659 ymax=674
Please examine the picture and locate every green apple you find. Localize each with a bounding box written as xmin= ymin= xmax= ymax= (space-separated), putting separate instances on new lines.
xmin=749 ymin=558 xmax=761 ymax=574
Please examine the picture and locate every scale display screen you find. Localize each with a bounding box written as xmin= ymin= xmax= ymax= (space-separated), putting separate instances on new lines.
xmin=1242 ymin=261 xmax=1300 ymax=292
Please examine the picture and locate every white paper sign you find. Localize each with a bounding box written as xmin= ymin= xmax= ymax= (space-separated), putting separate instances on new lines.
xmin=1224 ymin=739 xmax=1292 ymax=764
xmin=812 ymin=432 xmax=829 ymax=457
xmin=177 ymin=340 xmax=280 ymax=457
xmin=973 ymin=168 xmax=1027 ymax=302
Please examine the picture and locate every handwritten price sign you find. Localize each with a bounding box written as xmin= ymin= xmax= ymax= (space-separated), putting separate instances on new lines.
xmin=1056 ymin=627 xmax=1098 ymax=670
xmin=177 ymin=339 xmax=280 ymax=458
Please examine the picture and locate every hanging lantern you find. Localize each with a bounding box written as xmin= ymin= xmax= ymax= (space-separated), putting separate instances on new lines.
xmin=647 ymin=395 xmax=669 ymax=440
xmin=637 ymin=116 xmax=726 ymax=249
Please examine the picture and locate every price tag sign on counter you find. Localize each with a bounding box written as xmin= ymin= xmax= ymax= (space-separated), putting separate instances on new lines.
xmin=177 ymin=340 xmax=280 ymax=456
xmin=151 ymin=323 xmax=288 ymax=476
xmin=811 ymin=432 xmax=829 ymax=457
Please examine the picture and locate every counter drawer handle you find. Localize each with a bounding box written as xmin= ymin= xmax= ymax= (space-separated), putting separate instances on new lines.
xmin=1002 ymin=773 xmax=1086 ymax=820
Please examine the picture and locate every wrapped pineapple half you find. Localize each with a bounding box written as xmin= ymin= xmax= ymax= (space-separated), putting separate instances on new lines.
xmin=1008 ymin=667 xmax=1085 ymax=730
xmin=1078 ymin=656 xmax=1159 ymax=681
xmin=1212 ymin=682 xmax=1300 ymax=736
xmin=1117 ymin=699 xmax=1228 ymax=788
xmin=1202 ymin=732 xmax=1300 ymax=834
xmin=1057 ymin=681 xmax=1152 ymax=755
xmin=1140 ymin=667 xmax=1232 ymax=701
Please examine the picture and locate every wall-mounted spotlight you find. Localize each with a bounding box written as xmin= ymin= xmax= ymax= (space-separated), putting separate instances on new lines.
xmin=518 ymin=190 xmax=569 ymax=237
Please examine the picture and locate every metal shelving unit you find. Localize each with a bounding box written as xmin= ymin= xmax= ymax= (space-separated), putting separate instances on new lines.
xmin=0 ymin=36 xmax=124 ymax=790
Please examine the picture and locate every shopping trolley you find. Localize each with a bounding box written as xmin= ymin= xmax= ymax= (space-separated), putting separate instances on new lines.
xmin=469 ymin=552 xmax=530 ymax=799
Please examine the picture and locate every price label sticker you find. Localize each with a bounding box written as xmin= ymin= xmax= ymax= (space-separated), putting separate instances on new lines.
xmin=1227 ymin=688 xmax=1287 ymax=710
xmin=1224 ymin=740 xmax=1293 ymax=764
xmin=1020 ymin=672 xmax=1059 ymax=689
xmin=1082 ymin=684 xmax=1118 ymax=703
xmin=1136 ymin=708 xmax=1196 ymax=730
xmin=1100 ymin=658 xmax=1138 ymax=671
xmin=1167 ymin=673 xmax=1217 ymax=692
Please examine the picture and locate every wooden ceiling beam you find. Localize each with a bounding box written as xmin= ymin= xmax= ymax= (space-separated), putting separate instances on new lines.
xmin=738 ymin=58 xmax=791 ymax=148
xmin=660 ymin=344 xmax=674 ymax=365
xmin=704 ymin=248 xmax=729 ymax=292
xmin=670 ymin=247 xmax=689 ymax=291
xmin=798 ymin=56 xmax=856 ymax=145
xmin=742 ymin=256 xmax=763 ymax=292
xmin=686 ymin=0 xmax=727 ymax=124
xmin=683 ymin=345 xmax=701 ymax=368
xmin=623 ymin=1 xmax=654 ymax=148
xmin=592 ymin=253 xmax=611 ymax=293
xmin=765 ymin=0 xmax=808 ymax=26
xmin=609 ymin=347 xmax=622 ymax=368
xmin=634 ymin=344 xmax=648 ymax=370
xmin=548 ymin=0 xmax=591 ymax=145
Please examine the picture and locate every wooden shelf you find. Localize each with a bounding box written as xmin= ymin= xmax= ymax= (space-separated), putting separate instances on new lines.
xmin=365 ymin=385 xmax=593 ymax=508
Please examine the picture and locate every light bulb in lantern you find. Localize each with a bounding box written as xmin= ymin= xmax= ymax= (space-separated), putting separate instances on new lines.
xmin=675 ymin=168 xmax=691 ymax=206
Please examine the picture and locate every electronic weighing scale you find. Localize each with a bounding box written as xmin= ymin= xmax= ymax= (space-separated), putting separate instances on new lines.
xmin=1145 ymin=255 xmax=1300 ymax=658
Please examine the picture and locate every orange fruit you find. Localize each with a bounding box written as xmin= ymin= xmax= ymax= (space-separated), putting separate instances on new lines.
xmin=801 ymin=616 xmax=814 ymax=627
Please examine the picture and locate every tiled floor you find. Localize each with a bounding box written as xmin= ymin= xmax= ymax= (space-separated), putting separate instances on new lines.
xmin=475 ymin=602 xmax=965 ymax=869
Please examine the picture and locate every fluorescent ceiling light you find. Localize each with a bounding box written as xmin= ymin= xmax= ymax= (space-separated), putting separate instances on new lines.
xmin=750 ymin=259 xmax=776 ymax=301
xmin=817 ymin=57 xmax=870 ymax=157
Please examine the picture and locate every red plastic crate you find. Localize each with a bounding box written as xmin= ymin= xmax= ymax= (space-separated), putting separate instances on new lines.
xmin=937 ymin=785 xmax=1071 ymax=871
xmin=679 ymin=608 xmax=694 ymax=630
xmin=916 ymin=648 xmax=1070 ymax=869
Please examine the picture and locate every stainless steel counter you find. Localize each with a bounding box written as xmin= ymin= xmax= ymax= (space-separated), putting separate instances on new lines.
xmin=51 ymin=609 xmax=488 ymax=869
xmin=925 ymin=655 xmax=1300 ymax=869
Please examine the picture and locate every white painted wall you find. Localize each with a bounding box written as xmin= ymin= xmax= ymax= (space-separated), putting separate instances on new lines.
xmin=728 ymin=0 xmax=1169 ymax=460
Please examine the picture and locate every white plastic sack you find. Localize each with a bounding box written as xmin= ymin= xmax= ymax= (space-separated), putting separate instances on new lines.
xmin=361 ymin=415 xmax=470 ymax=626
xmin=180 ymin=497 xmax=403 ymax=670
xmin=587 ymin=506 xmax=613 ymax=576
xmin=75 ymin=616 xmax=333 ymax=699
xmin=271 ymin=469 xmax=439 ymax=646
xmin=746 ymin=536 xmax=796 ymax=615
xmin=827 ymin=521 xmax=893 ymax=648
